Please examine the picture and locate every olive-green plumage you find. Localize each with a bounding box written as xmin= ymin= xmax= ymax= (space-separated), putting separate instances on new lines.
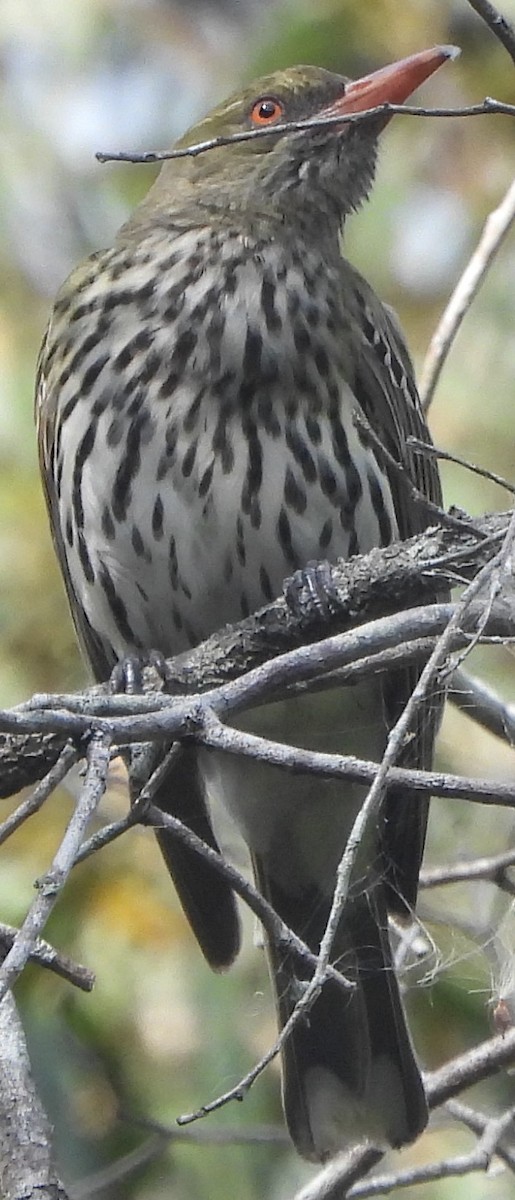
xmin=36 ymin=50 xmax=453 ymax=1160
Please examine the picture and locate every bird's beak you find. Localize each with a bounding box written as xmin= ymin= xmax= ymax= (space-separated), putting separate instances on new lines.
xmin=320 ymin=45 xmax=459 ymax=122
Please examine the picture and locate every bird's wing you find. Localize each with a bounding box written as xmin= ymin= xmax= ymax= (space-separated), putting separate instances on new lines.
xmin=35 ymin=272 xmax=240 ymax=969
xmin=35 ymin=283 xmax=114 ymax=681
xmin=344 ymin=263 xmax=447 ymax=914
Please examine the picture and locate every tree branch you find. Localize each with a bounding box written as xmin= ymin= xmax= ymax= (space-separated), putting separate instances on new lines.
xmin=95 ymin=99 xmax=515 ymax=167
xmin=467 ymin=0 xmax=515 ymax=63
xmin=0 ymin=922 xmax=94 ymax=992
xmin=0 ymin=991 xmax=70 ymax=1199
xmin=0 ymin=510 xmax=511 ymax=799
xmin=450 ymin=665 xmax=515 ymax=744
xmin=420 ymin=845 xmax=515 ymax=889
xmin=0 ymin=733 xmax=111 ymax=1002
xmin=420 ymin=176 xmax=515 ymax=410
xmin=292 ymin=1026 xmax=515 ymax=1200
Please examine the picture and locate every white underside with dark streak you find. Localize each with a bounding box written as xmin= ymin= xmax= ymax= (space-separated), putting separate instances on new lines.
xmin=49 ymin=228 xmax=398 ymax=661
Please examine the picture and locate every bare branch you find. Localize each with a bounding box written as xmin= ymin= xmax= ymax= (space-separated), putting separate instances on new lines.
xmin=421 ymin=845 xmax=515 ymax=889
xmin=304 ymin=520 xmax=515 ymax=1065
xmin=266 ymin=514 xmax=512 ymax=1089
xmin=68 ymin=1136 xmax=168 ymax=1200
xmin=450 ymin=666 xmax=515 ymax=744
xmin=143 ymin=803 xmax=349 ymax=997
xmin=0 ymin=991 xmax=70 ymax=1199
xmin=70 ymin=1122 xmax=289 ymax=1199
xmin=0 ymin=732 xmax=111 ymax=1002
xmin=0 ymin=743 xmax=79 ymax=845
xmin=446 ymin=1098 xmax=515 ymax=1170
xmin=345 ymin=1107 xmax=515 ymax=1197
xmin=408 ymin=437 xmax=515 ymax=497
xmin=0 ymin=922 xmax=94 ymax=991
xmin=199 ymin=710 xmax=515 ymax=807
xmin=420 ymin=176 xmax=515 ymax=410
xmin=293 ymin=1148 xmax=382 ymax=1200
xmin=467 ymin=0 xmax=515 ymax=63
xmin=289 ymin=518 xmax=515 ymax=1198
xmin=0 ymin=509 xmax=511 ymax=798
xmin=1 ymin=603 xmax=515 ymax=794
xmin=95 ymin=99 xmax=515 ymax=167
xmin=427 ymin=1024 xmax=515 ymax=1107
xmin=294 ymin=1028 xmax=515 ymax=1200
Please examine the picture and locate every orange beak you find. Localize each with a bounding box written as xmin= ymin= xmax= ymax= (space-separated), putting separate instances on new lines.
xmin=320 ymin=45 xmax=459 ymax=120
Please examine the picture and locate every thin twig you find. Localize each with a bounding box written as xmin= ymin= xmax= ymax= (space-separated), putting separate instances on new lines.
xmin=74 ymin=811 xmax=137 ymax=864
xmin=446 ymin=1097 xmax=515 ymax=1170
xmin=427 ymin=1024 xmax=515 ymax=1107
xmin=407 ymin=437 xmax=515 ymax=496
xmin=75 ymin=744 xmax=182 ymax=863
xmin=0 ymin=921 xmax=94 ymax=991
xmin=0 ymin=731 xmax=111 ymax=1002
xmin=421 ymin=845 xmax=515 ymax=889
xmin=95 ymin=99 xmax=515 ymax=166
xmin=0 ymin=991 xmax=71 ymax=1199
xmin=445 ymin=509 xmax=512 ymax=677
xmin=296 ymin=1032 xmax=515 ymax=1200
xmin=467 ymin=0 xmax=515 ymax=63
xmin=144 ymin=802 xmax=349 ymax=996
xmin=420 ymin=176 xmax=515 ymax=410
xmin=68 ymin=1136 xmax=168 ymax=1200
xmin=450 ymin=666 xmax=515 ymax=745
xmin=0 ymin=742 xmax=78 ymax=846
xmin=176 ymin=983 xmax=328 ymax=1127
xmin=0 ymin=606 xmax=461 ymax=738
xmin=353 ymin=412 xmax=481 ymax=534
xmin=305 ymin=510 xmax=515 ymax=1099
xmin=70 ymin=1123 xmax=289 ymax=1199
xmin=345 ymin=1107 xmax=515 ymax=1197
xmin=198 ymin=711 xmax=515 ymax=807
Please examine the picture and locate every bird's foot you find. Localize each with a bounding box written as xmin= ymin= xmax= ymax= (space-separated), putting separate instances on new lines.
xmin=110 ymin=649 xmax=170 ymax=696
xmin=109 ymin=652 xmax=171 ymax=804
xmin=284 ymin=560 xmax=341 ymax=627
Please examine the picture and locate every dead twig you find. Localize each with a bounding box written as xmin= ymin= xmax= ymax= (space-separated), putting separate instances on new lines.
xmin=467 ymin=0 xmax=515 ymax=63
xmin=95 ymin=98 xmax=515 ymax=167
xmin=0 ymin=732 xmax=111 ymax=1002
xmin=420 ymin=176 xmax=515 ymax=410
xmin=0 ymin=510 xmax=509 ymax=799
xmin=420 ymin=845 xmax=515 ymax=889
xmin=0 ymin=991 xmax=70 ymax=1200
xmin=0 ymin=921 xmax=94 ymax=992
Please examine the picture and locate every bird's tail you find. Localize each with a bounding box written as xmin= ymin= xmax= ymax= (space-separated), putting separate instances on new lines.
xmin=253 ymin=858 xmax=427 ymax=1162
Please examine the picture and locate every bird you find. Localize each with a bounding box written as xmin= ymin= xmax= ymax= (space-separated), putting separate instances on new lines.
xmin=36 ymin=46 xmax=454 ymax=1162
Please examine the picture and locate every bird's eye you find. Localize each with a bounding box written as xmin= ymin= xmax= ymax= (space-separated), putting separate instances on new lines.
xmin=250 ymin=97 xmax=285 ymax=125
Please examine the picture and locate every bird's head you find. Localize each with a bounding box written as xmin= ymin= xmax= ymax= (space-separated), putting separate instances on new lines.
xmin=140 ymin=47 xmax=458 ymax=235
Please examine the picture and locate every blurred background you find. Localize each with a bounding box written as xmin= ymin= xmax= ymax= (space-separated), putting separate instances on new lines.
xmin=2 ymin=0 xmax=515 ymax=1196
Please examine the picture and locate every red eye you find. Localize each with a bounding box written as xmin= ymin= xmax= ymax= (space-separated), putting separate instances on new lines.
xmin=250 ymin=97 xmax=285 ymax=125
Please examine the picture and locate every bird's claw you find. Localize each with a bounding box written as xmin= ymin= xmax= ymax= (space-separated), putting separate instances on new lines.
xmin=284 ymin=560 xmax=341 ymax=626
xmin=110 ymin=649 xmax=170 ymax=695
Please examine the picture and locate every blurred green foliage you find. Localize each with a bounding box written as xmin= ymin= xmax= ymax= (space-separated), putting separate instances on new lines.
xmin=2 ymin=1 xmax=515 ymax=1196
